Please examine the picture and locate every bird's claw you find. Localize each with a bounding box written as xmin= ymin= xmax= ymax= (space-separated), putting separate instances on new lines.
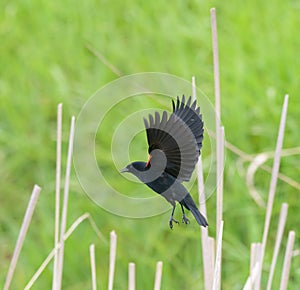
xmin=169 ymin=217 xmax=179 ymax=229
xmin=182 ymin=214 xmax=190 ymax=225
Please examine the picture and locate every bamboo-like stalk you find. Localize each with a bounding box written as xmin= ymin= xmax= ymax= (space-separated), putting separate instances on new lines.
xmin=154 ymin=261 xmax=163 ymax=290
xmin=191 ymin=76 xmax=197 ymax=102
xmin=243 ymin=262 xmax=259 ymax=290
xmin=208 ymin=237 xmax=215 ymax=271
xmin=215 ymin=125 xmax=224 ymax=290
xmin=192 ymin=75 xmax=214 ymax=290
xmin=267 ymin=203 xmax=288 ymax=290
xmin=211 ymin=6 xmax=224 ymax=246
xmin=56 ymin=116 xmax=76 ymax=289
xmin=216 ymin=126 xmax=224 ymax=239
xmin=258 ymin=95 xmax=289 ymax=287
xmin=108 ymin=231 xmax=117 ymax=290
xmin=210 ymin=5 xmax=221 ymax=117
xmin=198 ymin=157 xmax=214 ymax=290
xmin=3 ymin=184 xmax=41 ymax=290
xmin=24 ymin=213 xmax=106 ymax=289
xmin=128 ymin=262 xmax=135 ymax=290
xmin=212 ymin=220 xmax=224 ymax=290
xmin=210 ymin=9 xmax=224 ymax=289
xmin=279 ymin=231 xmax=296 ymax=290
xmin=90 ymin=244 xmax=97 ymax=290
xmin=250 ymin=243 xmax=262 ymax=290
xmin=197 ymin=156 xmax=207 ymax=217
xmin=52 ymin=103 xmax=63 ymax=290
xmin=210 ymin=8 xmax=221 ymax=124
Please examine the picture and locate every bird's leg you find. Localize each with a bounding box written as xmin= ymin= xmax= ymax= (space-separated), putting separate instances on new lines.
xmin=169 ymin=205 xmax=179 ymax=229
xmin=181 ymin=204 xmax=190 ymax=225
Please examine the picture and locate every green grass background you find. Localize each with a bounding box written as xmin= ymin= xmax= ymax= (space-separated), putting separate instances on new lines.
xmin=1 ymin=0 xmax=299 ymax=289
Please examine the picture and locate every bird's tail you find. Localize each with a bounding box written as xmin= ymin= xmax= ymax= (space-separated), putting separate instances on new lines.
xmin=180 ymin=194 xmax=208 ymax=227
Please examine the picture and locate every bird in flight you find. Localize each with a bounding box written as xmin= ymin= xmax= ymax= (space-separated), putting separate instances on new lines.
xmin=121 ymin=95 xmax=208 ymax=229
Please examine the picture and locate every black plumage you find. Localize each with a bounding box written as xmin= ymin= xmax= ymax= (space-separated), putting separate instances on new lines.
xmin=121 ymin=96 xmax=208 ymax=229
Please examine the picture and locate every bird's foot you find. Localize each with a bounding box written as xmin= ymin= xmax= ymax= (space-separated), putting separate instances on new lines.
xmin=169 ymin=217 xmax=179 ymax=229
xmin=182 ymin=214 xmax=190 ymax=225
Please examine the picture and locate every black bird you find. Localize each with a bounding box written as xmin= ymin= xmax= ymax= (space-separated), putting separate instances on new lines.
xmin=121 ymin=96 xmax=208 ymax=229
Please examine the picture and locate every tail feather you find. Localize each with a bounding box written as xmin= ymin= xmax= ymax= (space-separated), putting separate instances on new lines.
xmin=180 ymin=194 xmax=208 ymax=227
xmin=190 ymin=206 xmax=208 ymax=227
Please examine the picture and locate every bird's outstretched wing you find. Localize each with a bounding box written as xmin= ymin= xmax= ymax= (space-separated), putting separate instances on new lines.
xmin=172 ymin=95 xmax=204 ymax=153
xmin=144 ymin=96 xmax=204 ymax=181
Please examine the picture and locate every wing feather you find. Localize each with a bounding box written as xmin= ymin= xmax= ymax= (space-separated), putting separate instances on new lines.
xmin=144 ymin=96 xmax=204 ymax=181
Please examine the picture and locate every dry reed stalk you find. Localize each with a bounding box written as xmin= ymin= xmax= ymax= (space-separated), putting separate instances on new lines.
xmin=215 ymin=126 xmax=224 ymax=289
xmin=209 ymin=129 xmax=300 ymax=193
xmin=108 ymin=231 xmax=117 ymax=290
xmin=90 ymin=244 xmax=97 ymax=290
xmin=246 ymin=153 xmax=268 ymax=207
xmin=3 ymin=185 xmax=41 ymax=290
xmin=210 ymin=8 xmax=221 ymax=124
xmin=212 ymin=220 xmax=224 ymax=290
xmin=246 ymin=148 xmax=300 ymax=207
xmin=56 ymin=116 xmax=76 ymax=289
xmin=267 ymin=203 xmax=288 ymax=290
xmin=128 ymin=262 xmax=135 ymax=290
xmin=208 ymin=237 xmax=215 ymax=270
xmin=52 ymin=103 xmax=62 ymax=290
xmin=279 ymin=231 xmax=296 ymax=290
xmin=210 ymin=9 xmax=224 ymax=289
xmin=258 ymin=95 xmax=289 ymax=287
xmin=243 ymin=262 xmax=259 ymax=290
xmin=250 ymin=243 xmax=262 ymax=290
xmin=154 ymin=261 xmax=163 ymax=290
xmin=191 ymin=76 xmax=197 ymax=101
xmin=197 ymin=157 xmax=207 ymax=217
xmin=85 ymin=42 xmax=123 ymax=76
xmin=192 ymin=75 xmax=214 ymax=290
xmin=198 ymin=157 xmax=214 ymax=290
xmin=210 ymin=6 xmax=224 ymax=248
xmin=216 ymin=126 xmax=224 ymax=240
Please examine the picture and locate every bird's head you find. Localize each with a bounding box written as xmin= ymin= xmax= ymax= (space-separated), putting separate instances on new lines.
xmin=120 ymin=161 xmax=148 ymax=175
xmin=120 ymin=161 xmax=150 ymax=182
xmin=120 ymin=150 xmax=167 ymax=183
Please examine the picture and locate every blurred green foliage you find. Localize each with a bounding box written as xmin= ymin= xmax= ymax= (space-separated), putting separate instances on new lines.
xmin=0 ymin=0 xmax=299 ymax=289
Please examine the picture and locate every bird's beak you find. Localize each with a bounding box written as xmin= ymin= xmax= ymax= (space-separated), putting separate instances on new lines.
xmin=120 ymin=167 xmax=129 ymax=173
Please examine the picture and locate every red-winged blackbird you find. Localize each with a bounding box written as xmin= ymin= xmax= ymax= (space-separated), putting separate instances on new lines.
xmin=121 ymin=96 xmax=208 ymax=229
